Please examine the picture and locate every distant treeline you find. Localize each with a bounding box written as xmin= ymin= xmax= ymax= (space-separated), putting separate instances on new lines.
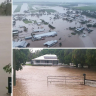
xmin=27 ymin=49 xmax=96 ymax=69
xmin=0 ymin=2 xmax=11 ymax=16
xmin=81 ymin=11 xmax=96 ymax=18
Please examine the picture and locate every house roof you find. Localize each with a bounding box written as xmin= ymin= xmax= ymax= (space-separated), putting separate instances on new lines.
xmin=34 ymin=31 xmax=57 ymax=38
xmin=13 ymin=40 xmax=28 ymax=48
xmin=32 ymin=54 xmax=58 ymax=60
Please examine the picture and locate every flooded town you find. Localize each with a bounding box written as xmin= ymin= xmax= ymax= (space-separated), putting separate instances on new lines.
xmin=13 ymin=2 xmax=96 ymax=48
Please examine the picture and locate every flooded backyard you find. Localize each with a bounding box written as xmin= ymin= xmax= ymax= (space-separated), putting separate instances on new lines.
xmin=13 ymin=3 xmax=96 ymax=47
xmin=0 ymin=16 xmax=11 ymax=96
xmin=13 ymin=66 xmax=96 ymax=96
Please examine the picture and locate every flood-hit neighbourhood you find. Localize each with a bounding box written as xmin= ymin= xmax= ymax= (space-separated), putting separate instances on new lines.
xmin=13 ymin=49 xmax=96 ymax=96
xmin=13 ymin=2 xmax=96 ymax=48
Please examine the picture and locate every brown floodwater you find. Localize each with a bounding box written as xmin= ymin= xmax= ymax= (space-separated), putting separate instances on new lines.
xmin=13 ymin=66 xmax=96 ymax=96
xmin=0 ymin=16 xmax=11 ymax=96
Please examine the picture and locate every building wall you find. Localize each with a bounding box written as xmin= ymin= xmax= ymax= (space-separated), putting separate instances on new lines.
xmin=33 ymin=60 xmax=58 ymax=65
xmin=0 ymin=17 xmax=11 ymax=95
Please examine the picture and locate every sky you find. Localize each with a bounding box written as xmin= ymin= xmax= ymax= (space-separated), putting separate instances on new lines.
xmin=13 ymin=0 xmax=96 ymax=2
xmin=29 ymin=48 xmax=43 ymax=53
xmin=0 ymin=0 xmax=5 ymax=4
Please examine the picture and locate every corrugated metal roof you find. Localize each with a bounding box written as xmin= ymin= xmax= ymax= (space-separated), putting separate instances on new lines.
xmin=32 ymin=54 xmax=58 ymax=60
xmin=13 ymin=41 xmax=28 ymax=48
xmin=34 ymin=31 xmax=57 ymax=38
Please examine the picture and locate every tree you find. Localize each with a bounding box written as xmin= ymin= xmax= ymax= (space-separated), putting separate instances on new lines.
xmin=72 ymin=49 xmax=86 ymax=68
xmin=86 ymin=49 xmax=96 ymax=69
xmin=13 ymin=49 xmax=28 ymax=86
xmin=0 ymin=1 xmax=11 ymax=16
xmin=3 ymin=63 xmax=11 ymax=74
xmin=64 ymin=49 xmax=72 ymax=64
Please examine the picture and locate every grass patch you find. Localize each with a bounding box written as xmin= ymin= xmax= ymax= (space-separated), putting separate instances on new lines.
xmin=23 ymin=19 xmax=32 ymax=24
xmin=28 ymin=3 xmax=34 ymax=10
xmin=14 ymin=4 xmax=22 ymax=12
xmin=42 ymin=9 xmax=57 ymax=13
xmin=73 ymin=5 xmax=96 ymax=11
xmin=31 ymin=10 xmax=39 ymax=13
xmin=26 ymin=64 xmax=32 ymax=66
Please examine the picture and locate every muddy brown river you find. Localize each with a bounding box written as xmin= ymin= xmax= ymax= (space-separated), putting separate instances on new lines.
xmin=13 ymin=66 xmax=96 ymax=96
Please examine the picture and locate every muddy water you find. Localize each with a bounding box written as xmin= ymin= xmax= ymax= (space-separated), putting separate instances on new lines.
xmin=0 ymin=16 xmax=11 ymax=96
xmin=13 ymin=66 xmax=96 ymax=96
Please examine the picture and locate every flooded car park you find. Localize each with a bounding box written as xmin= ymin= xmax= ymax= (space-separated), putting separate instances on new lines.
xmin=13 ymin=3 xmax=96 ymax=48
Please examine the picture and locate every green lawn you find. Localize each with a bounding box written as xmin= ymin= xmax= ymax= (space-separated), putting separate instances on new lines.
xmin=74 ymin=5 xmax=96 ymax=11
xmin=28 ymin=3 xmax=34 ymax=10
xmin=26 ymin=64 xmax=32 ymax=66
xmin=31 ymin=10 xmax=39 ymax=13
xmin=23 ymin=20 xmax=32 ymax=24
xmin=14 ymin=4 xmax=22 ymax=12
xmin=43 ymin=9 xmax=57 ymax=13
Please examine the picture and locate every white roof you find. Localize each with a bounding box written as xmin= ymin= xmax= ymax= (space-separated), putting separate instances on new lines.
xmin=34 ymin=31 xmax=57 ymax=38
xmin=32 ymin=54 xmax=58 ymax=60
xmin=44 ymin=40 xmax=57 ymax=46
xmin=13 ymin=41 xmax=28 ymax=48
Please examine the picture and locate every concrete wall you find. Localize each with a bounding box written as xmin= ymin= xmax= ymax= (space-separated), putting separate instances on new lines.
xmin=0 ymin=17 xmax=11 ymax=96
xmin=85 ymin=80 xmax=96 ymax=87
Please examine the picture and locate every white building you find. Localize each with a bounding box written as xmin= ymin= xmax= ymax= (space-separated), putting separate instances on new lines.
xmin=32 ymin=54 xmax=59 ymax=66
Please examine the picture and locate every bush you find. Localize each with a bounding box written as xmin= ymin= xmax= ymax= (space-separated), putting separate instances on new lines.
xmin=71 ymin=32 xmax=76 ymax=35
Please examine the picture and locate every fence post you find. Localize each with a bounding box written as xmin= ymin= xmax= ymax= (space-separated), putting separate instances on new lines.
xmin=47 ymin=76 xmax=48 ymax=85
xmin=65 ymin=76 xmax=66 ymax=84
xmin=83 ymin=74 xmax=86 ymax=85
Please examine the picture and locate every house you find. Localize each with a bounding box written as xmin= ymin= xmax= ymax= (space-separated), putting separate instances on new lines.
xmin=32 ymin=54 xmax=59 ymax=66
xmin=37 ymin=20 xmax=42 ymax=25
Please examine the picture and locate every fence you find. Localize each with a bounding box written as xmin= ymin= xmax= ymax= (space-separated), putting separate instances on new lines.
xmin=47 ymin=75 xmax=84 ymax=85
xmin=47 ymin=74 xmax=96 ymax=87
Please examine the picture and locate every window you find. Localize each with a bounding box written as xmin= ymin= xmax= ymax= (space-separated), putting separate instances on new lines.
xmin=36 ymin=60 xmax=40 ymax=63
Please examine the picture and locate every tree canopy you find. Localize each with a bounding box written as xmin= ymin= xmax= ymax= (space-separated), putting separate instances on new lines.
xmin=13 ymin=49 xmax=29 ymax=71
xmin=0 ymin=1 xmax=11 ymax=16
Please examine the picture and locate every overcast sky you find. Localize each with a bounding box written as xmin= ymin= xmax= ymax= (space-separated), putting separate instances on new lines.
xmin=0 ymin=0 xmax=5 ymax=4
xmin=13 ymin=0 xmax=96 ymax=2
xmin=29 ymin=48 xmax=43 ymax=53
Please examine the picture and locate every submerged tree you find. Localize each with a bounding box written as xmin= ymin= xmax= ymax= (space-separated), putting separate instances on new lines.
xmin=13 ymin=49 xmax=29 ymax=86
